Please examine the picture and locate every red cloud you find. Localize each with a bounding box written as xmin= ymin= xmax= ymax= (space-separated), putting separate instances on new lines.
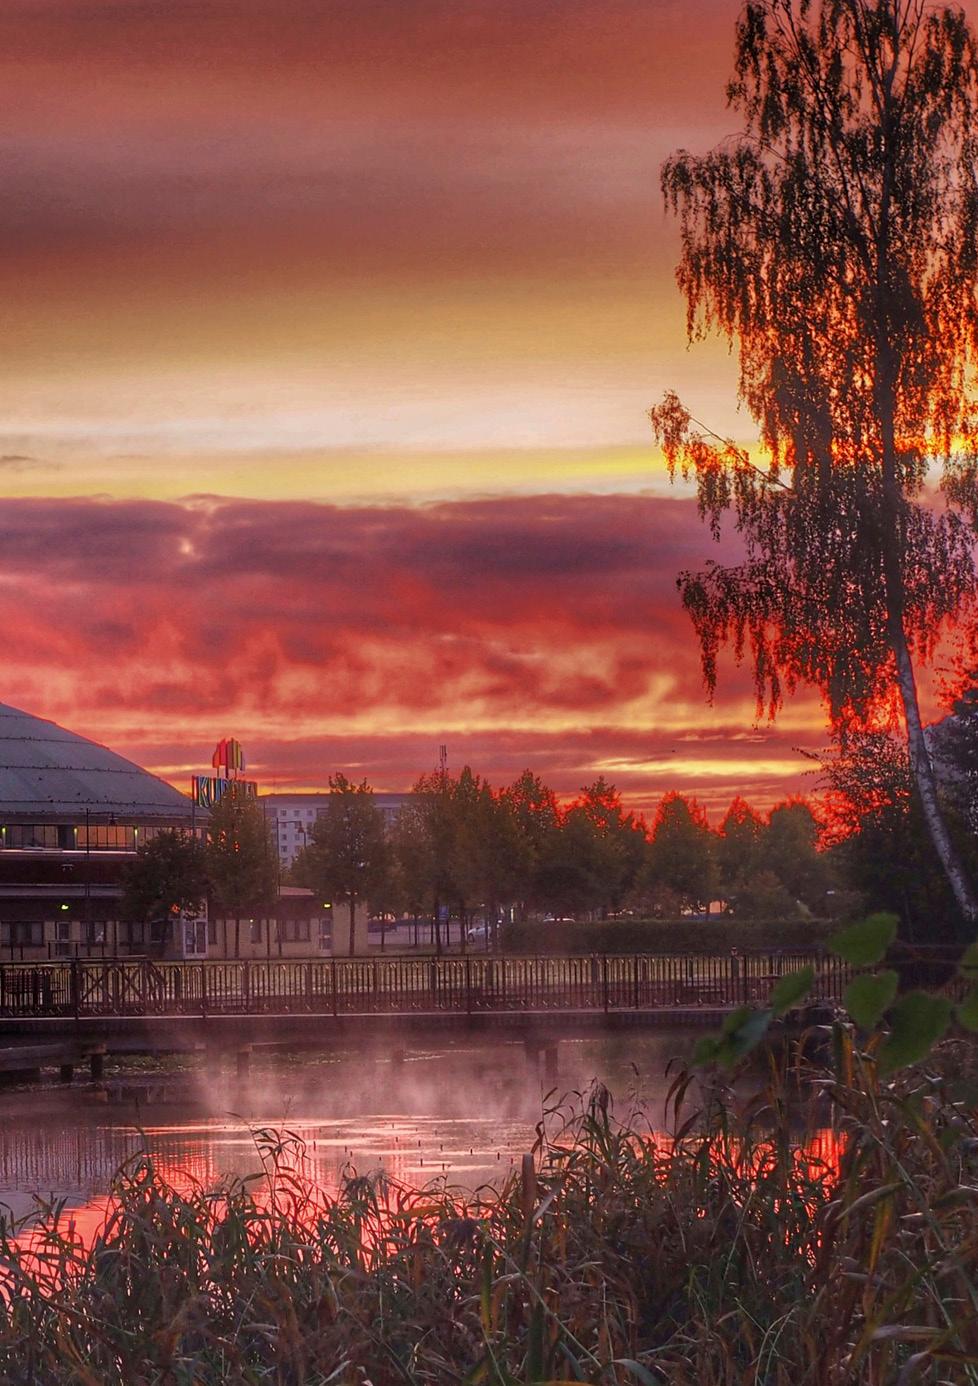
xmin=0 ymin=492 xmax=827 ymax=812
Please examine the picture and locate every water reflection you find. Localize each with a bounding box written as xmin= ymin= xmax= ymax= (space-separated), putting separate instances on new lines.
xmin=0 ymin=1032 xmax=695 ymax=1223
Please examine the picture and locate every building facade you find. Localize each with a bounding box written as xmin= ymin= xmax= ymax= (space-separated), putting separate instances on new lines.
xmin=0 ymin=702 xmax=203 ymax=961
xmin=0 ymin=705 xmax=379 ymax=962
xmin=262 ymin=791 xmax=412 ymax=867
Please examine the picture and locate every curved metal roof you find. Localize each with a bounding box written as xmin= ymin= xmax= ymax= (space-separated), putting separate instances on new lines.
xmin=0 ymin=703 xmax=194 ymax=821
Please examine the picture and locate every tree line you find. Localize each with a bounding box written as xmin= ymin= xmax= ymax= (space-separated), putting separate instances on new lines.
xmin=290 ymin=767 xmax=836 ymax=951
xmin=124 ymin=705 xmax=978 ymax=956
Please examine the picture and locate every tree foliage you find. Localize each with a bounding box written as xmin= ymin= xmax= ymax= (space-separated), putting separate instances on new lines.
xmin=821 ymin=729 xmax=975 ymax=938
xmin=303 ymin=774 xmax=389 ymax=956
xmin=644 ymin=792 xmax=717 ymax=914
xmin=205 ymin=789 xmax=279 ymax=958
xmin=121 ymin=829 xmax=208 ymax=926
xmin=652 ymin=0 xmax=978 ymax=927
xmin=716 ymin=797 xmax=766 ymax=907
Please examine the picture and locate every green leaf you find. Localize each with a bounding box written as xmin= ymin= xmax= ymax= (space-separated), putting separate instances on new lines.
xmin=877 ymin=992 xmax=952 ymax=1075
xmin=720 ymin=1003 xmax=752 ymax=1036
xmin=957 ymin=984 xmax=978 ymax=1032
xmin=719 ymin=1006 xmax=773 ymax=1063
xmin=959 ymin=942 xmax=978 ymax=981
xmin=844 ymin=970 xmax=898 ymax=1029
xmin=828 ymin=912 xmax=898 ymax=967
xmin=695 ymin=1005 xmax=775 ymax=1069
xmin=769 ymin=965 xmax=814 ymax=1016
xmin=692 ymin=1035 xmax=723 ymax=1067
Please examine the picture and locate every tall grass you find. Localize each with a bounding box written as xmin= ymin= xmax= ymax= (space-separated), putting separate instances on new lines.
xmin=2 ymin=1027 xmax=978 ymax=1384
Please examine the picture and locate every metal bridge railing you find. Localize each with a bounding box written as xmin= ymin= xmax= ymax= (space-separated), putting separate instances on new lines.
xmin=0 ymin=951 xmax=849 ymax=1020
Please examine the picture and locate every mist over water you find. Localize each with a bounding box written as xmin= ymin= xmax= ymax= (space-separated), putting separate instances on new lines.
xmin=0 ymin=1031 xmax=696 ymax=1225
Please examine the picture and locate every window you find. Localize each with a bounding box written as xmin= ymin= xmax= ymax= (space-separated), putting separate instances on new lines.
xmin=76 ymin=825 xmax=137 ymax=850
xmin=249 ymin=918 xmax=262 ymax=944
xmin=85 ymin=922 xmax=106 ymax=946
xmin=278 ymin=918 xmax=311 ymax=944
xmin=54 ymin=918 xmax=71 ymax=956
xmin=207 ymin=917 xmax=217 ymax=946
xmin=4 ymin=825 xmax=59 ymax=849
xmin=318 ymin=917 xmax=331 ymax=951
xmin=1 ymin=921 xmax=43 ymax=946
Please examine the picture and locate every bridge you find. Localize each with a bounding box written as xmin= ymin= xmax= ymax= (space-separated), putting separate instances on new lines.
xmin=0 ymin=951 xmax=847 ymax=1056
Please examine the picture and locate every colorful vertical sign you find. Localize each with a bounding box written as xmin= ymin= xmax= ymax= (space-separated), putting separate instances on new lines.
xmin=191 ymin=739 xmax=257 ymax=808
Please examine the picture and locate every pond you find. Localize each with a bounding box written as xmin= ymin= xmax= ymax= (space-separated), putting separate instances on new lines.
xmin=0 ymin=1030 xmax=698 ymax=1228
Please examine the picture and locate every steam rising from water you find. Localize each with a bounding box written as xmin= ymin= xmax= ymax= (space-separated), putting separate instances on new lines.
xmin=0 ymin=1032 xmax=695 ymax=1222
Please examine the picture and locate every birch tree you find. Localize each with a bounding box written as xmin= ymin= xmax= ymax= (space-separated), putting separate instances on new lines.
xmin=652 ymin=0 xmax=978 ymax=927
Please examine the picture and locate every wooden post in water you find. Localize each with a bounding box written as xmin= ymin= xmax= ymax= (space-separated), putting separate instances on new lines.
xmin=544 ymin=1043 xmax=559 ymax=1086
xmin=70 ymin=958 xmax=80 ymax=1020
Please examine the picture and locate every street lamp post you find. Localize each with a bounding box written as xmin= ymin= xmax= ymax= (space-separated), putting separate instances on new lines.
xmin=84 ymin=805 xmax=91 ymax=953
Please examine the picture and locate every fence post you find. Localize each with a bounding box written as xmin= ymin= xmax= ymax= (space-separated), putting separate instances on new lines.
xmin=465 ymin=955 xmax=472 ymax=1016
xmin=331 ymin=959 xmax=338 ymax=1017
xmin=633 ymin=954 xmax=640 ymax=1010
xmin=242 ymin=960 xmax=250 ymax=1012
xmin=70 ymin=958 xmax=80 ymax=1020
xmin=602 ymin=954 xmax=609 ymax=1014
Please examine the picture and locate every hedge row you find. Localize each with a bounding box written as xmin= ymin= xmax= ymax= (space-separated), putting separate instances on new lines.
xmin=498 ymin=916 xmax=837 ymax=955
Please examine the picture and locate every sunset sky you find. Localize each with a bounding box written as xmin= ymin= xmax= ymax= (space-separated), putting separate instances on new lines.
xmin=3 ymin=0 xmax=963 ymax=817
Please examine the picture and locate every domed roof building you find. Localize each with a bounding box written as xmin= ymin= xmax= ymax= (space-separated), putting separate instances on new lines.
xmin=0 ymin=703 xmax=198 ymax=961
xmin=0 ymin=703 xmax=193 ymax=821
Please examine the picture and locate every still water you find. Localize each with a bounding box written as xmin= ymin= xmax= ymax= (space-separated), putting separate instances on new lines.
xmin=0 ymin=1031 xmax=697 ymax=1225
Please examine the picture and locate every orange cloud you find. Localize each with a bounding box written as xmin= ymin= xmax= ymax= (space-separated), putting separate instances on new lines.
xmin=0 ymin=491 xmax=833 ymax=814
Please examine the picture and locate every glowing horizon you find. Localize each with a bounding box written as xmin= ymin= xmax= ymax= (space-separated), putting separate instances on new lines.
xmin=4 ymin=0 xmax=973 ymax=817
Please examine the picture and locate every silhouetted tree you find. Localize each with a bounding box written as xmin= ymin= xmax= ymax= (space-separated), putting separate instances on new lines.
xmin=407 ymin=767 xmax=459 ymax=952
xmin=534 ymin=809 xmax=607 ymax=919
xmin=821 ymin=731 xmax=969 ymax=937
xmin=645 ymin=792 xmax=717 ymax=914
xmin=652 ymin=0 xmax=978 ymax=931
xmin=122 ymin=830 xmax=208 ymax=943
xmin=388 ymin=801 xmax=435 ymax=947
xmin=501 ymin=770 xmax=562 ymax=920
xmin=765 ymin=801 xmax=831 ymax=911
xmin=304 ymin=774 xmax=389 ymax=956
xmin=574 ymin=778 xmax=648 ymax=916
xmin=205 ymin=789 xmax=279 ymax=958
xmin=716 ymin=797 xmax=766 ymax=910
xmin=931 ymin=672 xmax=978 ymax=831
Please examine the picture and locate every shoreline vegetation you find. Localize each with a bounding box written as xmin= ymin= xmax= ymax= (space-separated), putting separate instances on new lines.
xmin=2 ymin=1030 xmax=978 ymax=1384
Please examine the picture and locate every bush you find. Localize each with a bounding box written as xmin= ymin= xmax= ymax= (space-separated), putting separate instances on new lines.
xmin=500 ymin=915 xmax=837 ymax=954
xmin=3 ymin=1038 xmax=978 ymax=1383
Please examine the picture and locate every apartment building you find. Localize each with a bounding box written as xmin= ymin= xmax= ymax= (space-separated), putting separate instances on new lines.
xmin=261 ymin=791 xmax=412 ymax=867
